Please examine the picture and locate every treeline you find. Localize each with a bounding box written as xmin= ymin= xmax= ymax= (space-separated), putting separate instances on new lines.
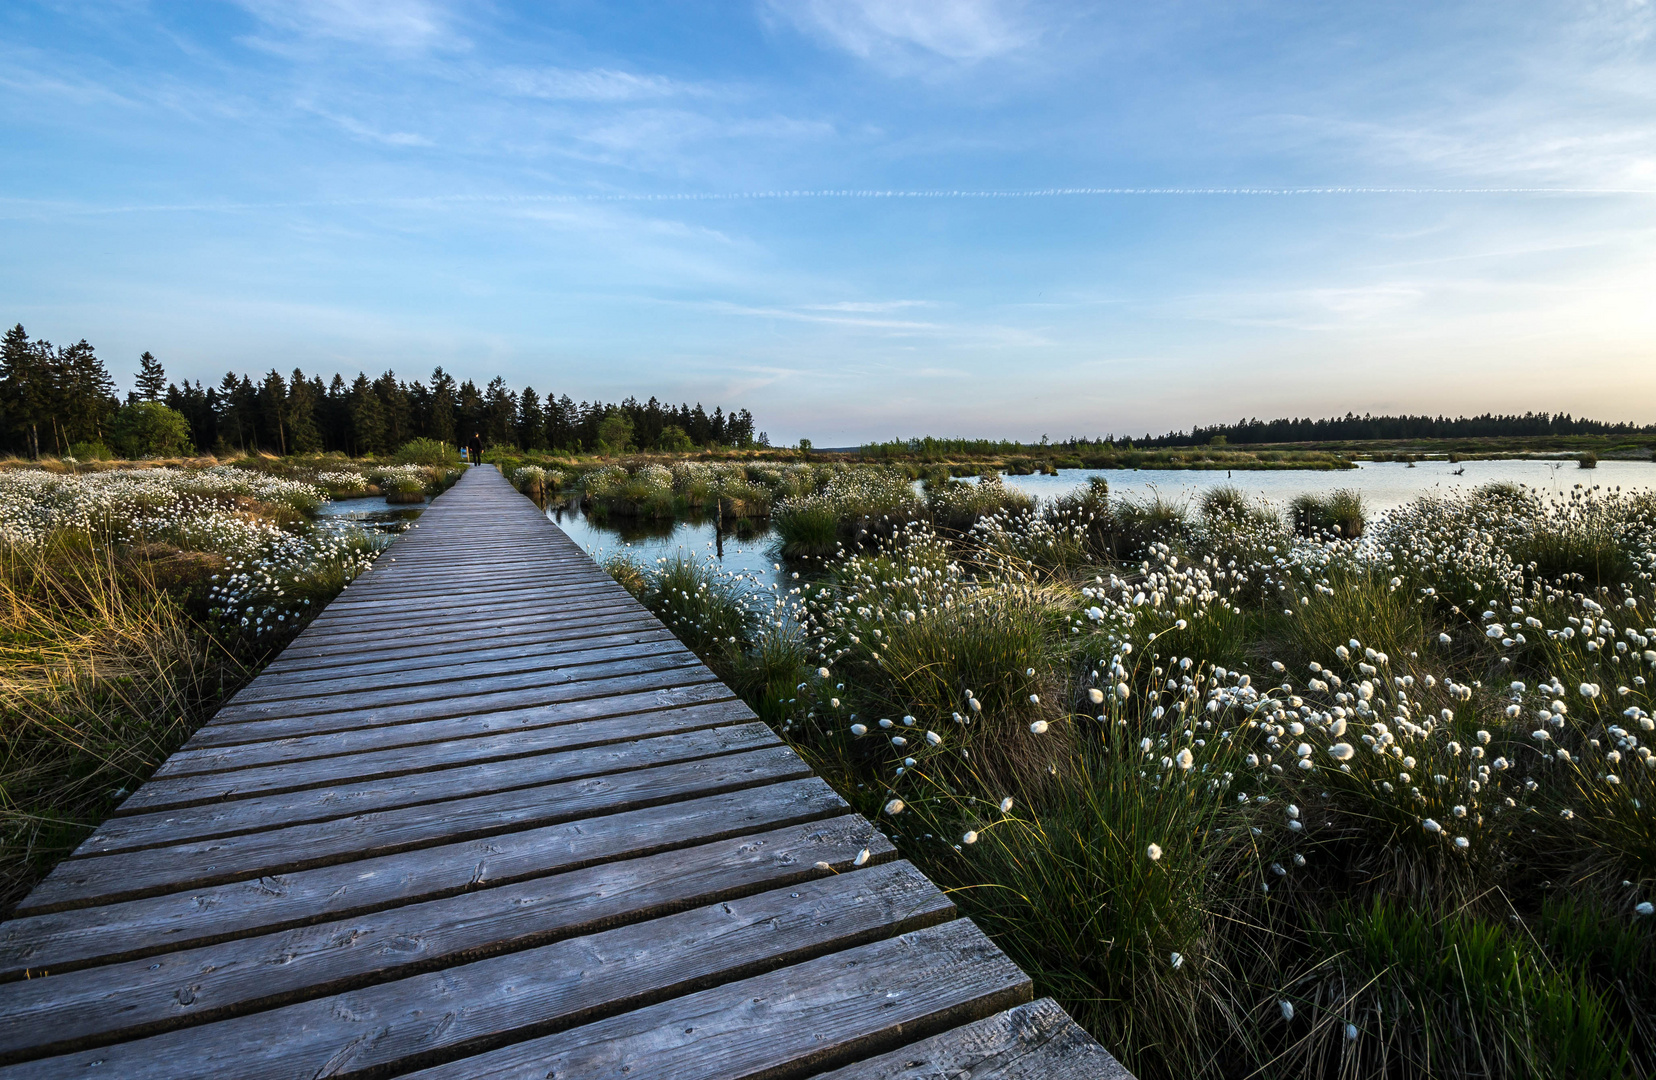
xmin=1142 ymin=412 xmax=1656 ymax=447
xmin=0 ymin=324 xmax=763 ymax=458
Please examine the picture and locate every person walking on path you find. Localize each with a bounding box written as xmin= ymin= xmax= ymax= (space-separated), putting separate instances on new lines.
xmin=468 ymin=432 xmax=484 ymax=466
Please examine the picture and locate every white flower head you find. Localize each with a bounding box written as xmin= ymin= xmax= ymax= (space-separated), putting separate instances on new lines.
xmin=1147 ymin=843 xmax=1163 ymax=861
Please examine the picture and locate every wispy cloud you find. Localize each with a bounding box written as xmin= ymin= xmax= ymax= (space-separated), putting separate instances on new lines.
xmin=765 ymin=0 xmax=1034 ymax=67
xmin=496 ymin=66 xmax=705 ymax=103
xmin=304 ymin=106 xmax=433 ymax=147
xmin=233 ymin=0 xmax=457 ymax=53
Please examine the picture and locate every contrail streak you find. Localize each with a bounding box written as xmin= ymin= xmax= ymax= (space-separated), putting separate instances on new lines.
xmin=1 ymin=185 xmax=1650 ymax=219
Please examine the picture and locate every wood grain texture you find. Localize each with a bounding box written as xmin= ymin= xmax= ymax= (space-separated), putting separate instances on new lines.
xmin=18 ymin=746 xmax=811 ymax=913
xmin=82 ymin=704 xmax=759 ymax=853
xmin=1 ymin=779 xmax=850 ymax=979
xmin=0 ymin=820 xmax=905 ymax=1064
xmin=400 ymin=919 xmax=1032 ymax=1080
xmin=809 ymin=998 xmax=1133 ymax=1080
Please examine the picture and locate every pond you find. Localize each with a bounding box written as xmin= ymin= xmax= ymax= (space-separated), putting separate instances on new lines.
xmin=313 ymin=495 xmax=425 ymax=538
xmin=546 ymin=504 xmax=790 ymax=590
xmin=992 ymin=458 xmax=1656 ymax=512
xmin=315 ymin=458 xmax=1656 ymax=593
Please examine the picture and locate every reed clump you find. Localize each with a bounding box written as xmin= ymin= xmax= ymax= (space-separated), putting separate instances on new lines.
xmin=0 ymin=540 xmax=252 ymax=909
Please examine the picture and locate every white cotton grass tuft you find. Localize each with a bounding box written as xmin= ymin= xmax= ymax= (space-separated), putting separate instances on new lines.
xmin=999 ymin=796 xmax=1015 ymax=813
xmin=1030 ymin=719 xmax=1050 ymax=734
xmin=850 ymin=723 xmax=867 ymax=736
xmin=925 ymin=730 xmax=942 ymax=745
xmin=1328 ymin=743 xmax=1355 ymax=761
xmin=884 ymin=798 xmax=905 ymax=815
xmin=962 ymin=830 xmax=978 ymax=845
xmin=1147 ymin=843 xmax=1163 ymax=861
xmin=1170 ymin=951 xmax=1184 ymax=969
xmin=854 ymin=848 xmax=870 ymax=866
xmin=1635 ymin=902 xmax=1653 ymax=917
xmin=1175 ymin=747 xmax=1194 ymax=770
xmin=1279 ymin=1000 xmax=1295 ymax=1022
xmin=1088 ymin=687 xmax=1105 ymax=704
xmin=1422 ymin=818 xmax=1442 ymax=833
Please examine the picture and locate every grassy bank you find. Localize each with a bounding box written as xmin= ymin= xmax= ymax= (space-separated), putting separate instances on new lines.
xmin=603 ymin=480 xmax=1656 ymax=1080
xmin=0 ymin=464 xmax=387 ymax=910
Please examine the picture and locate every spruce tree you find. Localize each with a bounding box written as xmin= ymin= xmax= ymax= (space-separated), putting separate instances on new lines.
xmin=134 ymin=351 xmax=166 ymax=402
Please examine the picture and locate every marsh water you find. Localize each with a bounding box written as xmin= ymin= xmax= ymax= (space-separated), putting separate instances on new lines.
xmin=317 ymin=459 xmax=1656 ymax=592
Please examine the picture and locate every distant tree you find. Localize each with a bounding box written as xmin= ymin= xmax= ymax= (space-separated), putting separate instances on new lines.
xmin=349 ymin=373 xmax=386 ymax=455
xmin=134 ymin=351 xmax=166 ymax=402
xmin=596 ymin=409 xmax=634 ymax=453
xmin=259 ymin=370 xmax=288 ymax=455
xmin=286 ymin=369 xmax=323 ymax=452
xmin=374 ymin=371 xmax=412 ymax=447
xmin=457 ymin=379 xmax=484 ymax=441
xmin=427 ymin=367 xmax=457 ymax=445
xmin=482 ymin=377 xmax=517 ymax=447
xmin=0 ymin=324 xmax=47 ymax=457
xmin=656 ymin=424 xmax=693 ymax=452
xmin=54 ymin=340 xmax=117 ymax=452
xmin=518 ymin=387 xmax=548 ymax=450
xmin=112 ymin=401 xmax=194 ymax=458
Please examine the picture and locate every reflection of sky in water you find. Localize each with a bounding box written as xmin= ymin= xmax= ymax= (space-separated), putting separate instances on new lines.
xmin=313 ymin=495 xmax=424 ymax=538
xmin=994 ymin=459 xmax=1656 ymax=513
xmin=546 ymin=504 xmax=789 ymax=591
xmin=313 ymin=459 xmax=1656 ymax=592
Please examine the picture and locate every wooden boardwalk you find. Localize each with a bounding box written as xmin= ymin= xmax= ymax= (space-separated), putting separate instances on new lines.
xmin=0 ymin=466 xmax=1128 ymax=1079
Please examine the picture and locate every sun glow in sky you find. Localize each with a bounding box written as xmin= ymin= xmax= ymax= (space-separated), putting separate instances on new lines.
xmin=2 ymin=1 xmax=1653 ymax=443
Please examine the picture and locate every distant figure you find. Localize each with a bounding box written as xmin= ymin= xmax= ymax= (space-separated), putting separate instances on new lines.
xmin=468 ymin=433 xmax=484 ymax=466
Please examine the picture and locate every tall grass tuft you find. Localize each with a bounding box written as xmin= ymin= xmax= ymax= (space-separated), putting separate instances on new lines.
xmin=0 ymin=538 xmax=246 ymax=909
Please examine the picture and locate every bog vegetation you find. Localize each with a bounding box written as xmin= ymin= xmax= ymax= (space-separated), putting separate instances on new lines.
xmin=604 ymin=474 xmax=1656 ymax=1080
xmin=0 ymin=454 xmax=461 ymax=909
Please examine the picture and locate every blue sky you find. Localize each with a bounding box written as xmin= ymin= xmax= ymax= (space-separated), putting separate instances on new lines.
xmin=2 ymin=1 xmax=1652 ymax=443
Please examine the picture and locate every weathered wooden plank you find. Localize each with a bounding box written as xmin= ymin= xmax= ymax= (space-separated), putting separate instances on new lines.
xmin=0 ymin=821 xmax=908 ymax=1064
xmin=205 ymin=651 xmax=706 ymax=729
xmin=282 ymin=586 xmax=632 ymax=638
xmin=114 ymin=719 xmax=777 ymax=819
xmin=162 ymin=683 xmax=743 ymax=774
xmin=227 ymin=635 xmax=690 ymax=707
xmin=292 ymin=587 xmax=632 ymax=636
xmin=398 ymin=919 xmax=1031 ymax=1080
xmin=810 ymin=998 xmax=1132 ymax=1080
xmin=18 ymin=746 xmax=811 ymax=913
xmin=104 ymin=705 xmax=757 ymax=845
xmin=181 ymin=667 xmax=728 ymax=751
xmin=241 ymin=625 xmax=676 ymax=693
xmin=309 ymin=573 xmax=623 ymax=615
xmin=261 ymin=604 xmax=651 ymax=671
xmin=1 ymin=778 xmax=849 ymax=978
xmin=268 ymin=599 xmax=635 ymax=659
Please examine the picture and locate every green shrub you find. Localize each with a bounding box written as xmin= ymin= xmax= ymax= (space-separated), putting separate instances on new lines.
xmin=395 ymin=438 xmax=458 ymax=466
xmin=110 ymin=402 xmax=193 ymax=459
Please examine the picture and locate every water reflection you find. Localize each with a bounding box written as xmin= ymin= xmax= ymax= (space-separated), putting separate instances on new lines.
xmin=313 ymin=495 xmax=425 ymax=536
xmin=994 ymin=458 xmax=1656 ymax=513
xmin=544 ymin=502 xmax=790 ymax=590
